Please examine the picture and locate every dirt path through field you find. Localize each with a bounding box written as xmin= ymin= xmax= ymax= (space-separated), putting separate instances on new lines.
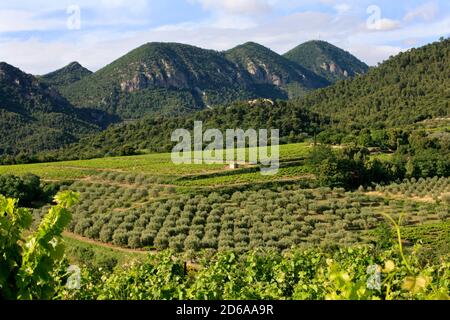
xmin=63 ymin=231 xmax=151 ymax=255
xmin=63 ymin=232 xmax=202 ymax=269
xmin=366 ymin=191 xmax=438 ymax=203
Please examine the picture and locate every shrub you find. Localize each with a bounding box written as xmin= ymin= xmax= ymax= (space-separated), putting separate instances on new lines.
xmin=140 ymin=230 xmax=157 ymax=247
xmin=112 ymin=231 xmax=128 ymax=247
xmin=128 ymin=231 xmax=142 ymax=249
xmin=100 ymin=226 xmax=114 ymax=243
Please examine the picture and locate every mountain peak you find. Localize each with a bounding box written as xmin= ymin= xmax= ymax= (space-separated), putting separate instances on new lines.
xmin=227 ymin=42 xmax=274 ymax=54
xmin=41 ymin=61 xmax=92 ymax=89
xmin=226 ymin=41 xmax=329 ymax=97
xmin=0 ymin=62 xmax=34 ymax=85
xmin=0 ymin=62 xmax=20 ymax=73
xmin=240 ymin=41 xmax=267 ymax=48
xmin=66 ymin=61 xmax=84 ymax=69
xmin=283 ymin=40 xmax=369 ymax=83
xmin=303 ymin=40 xmax=330 ymax=45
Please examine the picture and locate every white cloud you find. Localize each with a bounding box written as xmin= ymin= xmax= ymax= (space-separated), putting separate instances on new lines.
xmin=0 ymin=1 xmax=152 ymax=33
xmin=192 ymin=0 xmax=273 ymax=15
xmin=0 ymin=9 xmax=64 ymax=32
xmin=348 ymin=44 xmax=403 ymax=65
xmin=367 ymin=18 xmax=401 ymax=31
xmin=404 ymin=2 xmax=439 ymax=22
xmin=334 ymin=3 xmax=351 ymax=15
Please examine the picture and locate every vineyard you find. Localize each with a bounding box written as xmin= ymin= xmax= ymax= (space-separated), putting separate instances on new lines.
xmin=60 ymin=247 xmax=450 ymax=300
xmin=0 ymin=143 xmax=311 ymax=183
xmin=30 ymin=184 xmax=446 ymax=253
xmin=2 ymin=191 xmax=448 ymax=301
xmin=2 ymin=142 xmax=449 ymax=300
xmin=1 ymin=28 xmax=449 ymax=304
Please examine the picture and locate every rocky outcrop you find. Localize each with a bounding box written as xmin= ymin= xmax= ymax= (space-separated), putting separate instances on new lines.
xmin=321 ymin=62 xmax=349 ymax=78
xmin=245 ymin=60 xmax=286 ymax=86
xmin=120 ymin=60 xmax=190 ymax=92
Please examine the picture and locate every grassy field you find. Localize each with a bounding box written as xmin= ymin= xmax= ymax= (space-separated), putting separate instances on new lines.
xmin=0 ymin=142 xmax=313 ymax=187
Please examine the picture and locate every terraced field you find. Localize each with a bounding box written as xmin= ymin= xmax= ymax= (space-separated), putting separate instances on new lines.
xmin=3 ymin=142 xmax=448 ymax=255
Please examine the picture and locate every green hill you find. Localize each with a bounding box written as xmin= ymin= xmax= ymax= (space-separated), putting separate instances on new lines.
xmin=41 ymin=99 xmax=321 ymax=160
xmin=40 ymin=61 xmax=92 ymax=90
xmin=45 ymin=39 xmax=450 ymax=160
xmin=0 ymin=62 xmax=116 ymax=156
xmin=297 ymin=38 xmax=450 ymax=129
xmin=60 ymin=42 xmax=258 ymax=118
xmin=2 ymin=39 xmax=447 ymax=161
xmin=284 ymin=40 xmax=369 ymax=83
xmin=226 ymin=42 xmax=330 ymax=99
xmin=61 ymin=42 xmax=334 ymax=118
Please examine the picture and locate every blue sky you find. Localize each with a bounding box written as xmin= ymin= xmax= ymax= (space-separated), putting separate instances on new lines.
xmin=0 ymin=0 xmax=449 ymax=74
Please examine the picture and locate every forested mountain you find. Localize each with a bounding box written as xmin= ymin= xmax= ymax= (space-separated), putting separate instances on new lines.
xmin=60 ymin=43 xmax=256 ymax=118
xmin=40 ymin=62 xmax=92 ymax=90
xmin=284 ymin=40 xmax=369 ymax=83
xmin=0 ymin=62 xmax=117 ymax=156
xmin=297 ymin=38 xmax=450 ymax=129
xmin=1 ymin=38 xmax=447 ymax=162
xmin=60 ymin=42 xmax=334 ymax=118
xmin=40 ymin=38 xmax=450 ymax=161
xmin=0 ymin=40 xmax=366 ymax=158
xmin=225 ymin=42 xmax=329 ymax=98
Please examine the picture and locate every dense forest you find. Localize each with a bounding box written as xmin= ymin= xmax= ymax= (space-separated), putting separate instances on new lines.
xmin=28 ymin=100 xmax=320 ymax=161
xmin=0 ymin=62 xmax=118 ymax=156
xmin=300 ymin=38 xmax=450 ymax=129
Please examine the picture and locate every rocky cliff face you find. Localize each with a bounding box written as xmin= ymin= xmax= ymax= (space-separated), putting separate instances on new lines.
xmin=226 ymin=42 xmax=329 ymax=93
xmin=94 ymin=43 xmax=253 ymax=94
xmin=320 ymin=62 xmax=349 ymax=78
xmin=119 ymin=60 xmax=190 ymax=92
xmin=245 ymin=60 xmax=284 ymax=86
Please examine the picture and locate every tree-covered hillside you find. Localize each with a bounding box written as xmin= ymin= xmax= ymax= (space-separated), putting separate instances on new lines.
xmin=1 ymin=39 xmax=447 ymax=162
xmin=284 ymin=40 xmax=369 ymax=83
xmin=60 ymin=42 xmax=334 ymax=118
xmin=40 ymin=62 xmax=92 ymax=90
xmin=0 ymin=62 xmax=117 ymax=156
xmin=42 ymin=39 xmax=449 ymax=161
xmin=297 ymin=38 xmax=450 ymax=129
xmin=42 ymin=99 xmax=321 ymax=160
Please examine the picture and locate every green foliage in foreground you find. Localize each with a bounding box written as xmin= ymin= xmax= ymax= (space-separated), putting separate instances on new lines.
xmin=59 ymin=211 xmax=449 ymax=301
xmin=0 ymin=191 xmax=79 ymax=300
xmin=61 ymin=245 xmax=449 ymax=301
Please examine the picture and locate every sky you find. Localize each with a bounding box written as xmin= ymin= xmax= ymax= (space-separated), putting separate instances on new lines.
xmin=0 ymin=0 xmax=449 ymax=74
